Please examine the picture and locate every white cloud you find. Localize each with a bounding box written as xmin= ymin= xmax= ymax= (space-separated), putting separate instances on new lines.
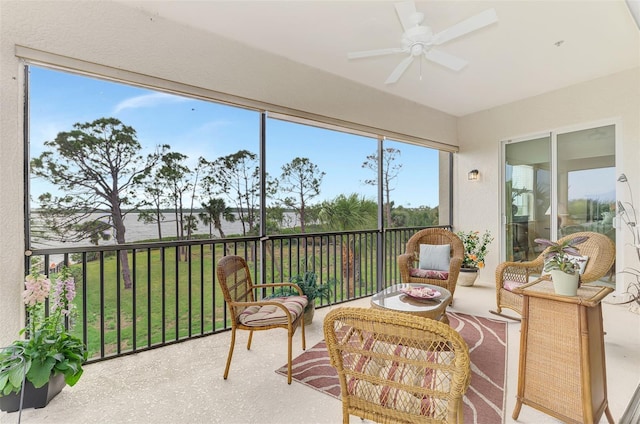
xmin=113 ymin=92 xmax=188 ymax=114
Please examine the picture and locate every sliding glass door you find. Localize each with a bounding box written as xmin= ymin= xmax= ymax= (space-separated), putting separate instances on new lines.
xmin=503 ymin=135 xmax=551 ymax=262
xmin=502 ymin=124 xmax=616 ymax=283
xmin=556 ymin=126 xmax=616 ymax=242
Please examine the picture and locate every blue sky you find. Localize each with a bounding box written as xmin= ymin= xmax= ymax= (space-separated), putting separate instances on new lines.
xmin=29 ymin=66 xmax=441 ymax=208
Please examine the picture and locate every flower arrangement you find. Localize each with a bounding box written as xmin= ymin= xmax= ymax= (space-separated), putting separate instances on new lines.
xmin=534 ymin=236 xmax=588 ymax=275
xmin=0 ymin=266 xmax=87 ymax=396
xmin=456 ymin=230 xmax=493 ymax=269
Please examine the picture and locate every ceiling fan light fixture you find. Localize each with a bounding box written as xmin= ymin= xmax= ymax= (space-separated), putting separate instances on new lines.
xmin=346 ymin=1 xmax=499 ymax=84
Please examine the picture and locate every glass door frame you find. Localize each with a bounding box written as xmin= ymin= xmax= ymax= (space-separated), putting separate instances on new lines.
xmin=500 ymin=119 xmax=623 ymax=296
xmin=500 ymin=131 xmax=552 ymax=263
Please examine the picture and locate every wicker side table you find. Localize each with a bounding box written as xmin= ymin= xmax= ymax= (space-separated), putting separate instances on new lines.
xmin=512 ymin=279 xmax=614 ymax=424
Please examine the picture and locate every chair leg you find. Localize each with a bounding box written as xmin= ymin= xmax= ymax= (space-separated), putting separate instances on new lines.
xmin=246 ymin=330 xmax=253 ymax=350
xmin=223 ymin=327 xmax=237 ymax=380
xmin=300 ymin=316 xmax=306 ymax=351
xmin=287 ymin=331 xmax=293 ymax=384
xmin=489 ymin=309 xmax=521 ymax=321
xmin=604 ymin=405 xmax=614 ymax=424
xmin=457 ymin=400 xmax=464 ymax=424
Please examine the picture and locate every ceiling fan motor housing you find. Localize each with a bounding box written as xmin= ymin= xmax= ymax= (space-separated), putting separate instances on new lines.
xmin=347 ymin=1 xmax=499 ymax=84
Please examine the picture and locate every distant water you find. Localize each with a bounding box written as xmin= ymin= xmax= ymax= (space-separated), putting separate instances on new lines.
xmin=31 ymin=211 xmax=298 ymax=250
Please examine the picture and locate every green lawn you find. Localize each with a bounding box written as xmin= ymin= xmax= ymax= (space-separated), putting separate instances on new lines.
xmin=59 ymin=241 xmax=388 ymax=359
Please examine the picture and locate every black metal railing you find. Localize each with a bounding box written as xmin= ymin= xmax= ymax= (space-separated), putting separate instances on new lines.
xmin=26 ymin=226 xmax=448 ymax=363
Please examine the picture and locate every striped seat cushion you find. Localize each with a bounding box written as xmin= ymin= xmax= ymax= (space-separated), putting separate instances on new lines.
xmin=409 ymin=268 xmax=449 ymax=280
xmin=347 ymin=338 xmax=452 ymax=419
xmin=239 ymin=296 xmax=307 ymax=326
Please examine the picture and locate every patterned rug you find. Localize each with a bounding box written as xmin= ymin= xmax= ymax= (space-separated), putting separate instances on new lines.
xmin=276 ymin=312 xmax=508 ymax=424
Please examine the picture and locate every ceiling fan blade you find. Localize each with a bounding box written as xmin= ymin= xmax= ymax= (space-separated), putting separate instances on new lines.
xmin=424 ymin=49 xmax=468 ymax=71
xmin=394 ymin=1 xmax=418 ymax=32
xmin=347 ymin=47 xmax=405 ymax=59
xmin=385 ymin=55 xmax=414 ymax=84
xmin=433 ymin=8 xmax=498 ymax=45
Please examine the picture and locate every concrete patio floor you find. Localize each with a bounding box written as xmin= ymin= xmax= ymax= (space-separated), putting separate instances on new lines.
xmin=2 ymin=277 xmax=638 ymax=424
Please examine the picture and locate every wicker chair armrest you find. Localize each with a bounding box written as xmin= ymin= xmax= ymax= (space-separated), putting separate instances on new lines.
xmin=448 ymin=257 xmax=463 ymax=273
xmin=447 ymin=257 xmax=463 ymax=285
xmin=494 ymin=257 xmax=544 ymax=289
xmin=398 ymin=253 xmax=415 ymax=283
xmin=254 ymin=282 xmax=305 ymax=296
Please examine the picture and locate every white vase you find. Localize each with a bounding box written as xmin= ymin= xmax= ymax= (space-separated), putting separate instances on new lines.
xmin=550 ymin=270 xmax=579 ymax=296
xmin=458 ymin=267 xmax=479 ymax=287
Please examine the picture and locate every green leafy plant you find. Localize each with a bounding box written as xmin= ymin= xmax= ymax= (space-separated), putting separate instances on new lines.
xmin=535 ymin=236 xmax=588 ymax=275
xmin=0 ymin=266 xmax=87 ymax=396
xmin=265 ymin=271 xmax=332 ymax=309
xmin=456 ymin=230 xmax=493 ymax=269
xmin=289 ymin=272 xmax=332 ymax=304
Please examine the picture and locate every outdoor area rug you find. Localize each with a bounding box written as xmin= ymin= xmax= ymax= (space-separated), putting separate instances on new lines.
xmin=276 ymin=311 xmax=508 ymax=424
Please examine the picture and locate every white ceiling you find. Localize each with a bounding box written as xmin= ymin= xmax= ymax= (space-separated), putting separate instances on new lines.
xmin=122 ymin=0 xmax=639 ymax=117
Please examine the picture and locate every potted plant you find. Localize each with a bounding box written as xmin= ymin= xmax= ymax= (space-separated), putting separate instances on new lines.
xmin=265 ymin=271 xmax=332 ymax=324
xmin=534 ymin=235 xmax=588 ymax=296
xmin=290 ymin=272 xmax=333 ymax=324
xmin=0 ymin=266 xmax=87 ymax=412
xmin=456 ymin=230 xmax=493 ymax=286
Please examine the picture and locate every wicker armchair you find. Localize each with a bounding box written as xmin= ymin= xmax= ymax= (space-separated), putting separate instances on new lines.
xmin=323 ymin=307 xmax=471 ymax=424
xmin=216 ymin=255 xmax=307 ymax=384
xmin=398 ymin=228 xmax=465 ymax=300
xmin=491 ymin=231 xmax=615 ymax=320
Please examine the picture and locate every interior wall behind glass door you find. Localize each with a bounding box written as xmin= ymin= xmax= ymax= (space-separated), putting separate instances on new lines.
xmin=556 ymin=125 xmax=616 ymax=281
xmin=504 ymin=136 xmax=551 ymax=262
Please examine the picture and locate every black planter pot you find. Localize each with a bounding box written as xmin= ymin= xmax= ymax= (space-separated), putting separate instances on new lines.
xmin=0 ymin=373 xmax=66 ymax=413
xmin=303 ymin=302 xmax=316 ymax=325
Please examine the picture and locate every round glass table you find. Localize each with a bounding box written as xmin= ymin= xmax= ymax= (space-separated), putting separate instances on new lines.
xmin=370 ymin=283 xmax=452 ymax=324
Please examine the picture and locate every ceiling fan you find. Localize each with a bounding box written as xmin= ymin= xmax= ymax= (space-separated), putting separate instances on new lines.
xmin=348 ymin=1 xmax=498 ymax=84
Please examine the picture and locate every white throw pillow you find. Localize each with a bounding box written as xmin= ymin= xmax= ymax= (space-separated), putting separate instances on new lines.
xmin=418 ymin=244 xmax=451 ymax=272
xmin=570 ymin=255 xmax=589 ymax=274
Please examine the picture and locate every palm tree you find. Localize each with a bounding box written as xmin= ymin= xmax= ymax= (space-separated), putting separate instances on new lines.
xmin=319 ymin=193 xmax=376 ymax=231
xmin=320 ymin=193 xmax=377 ymax=297
xmin=200 ymin=198 xmax=235 ymax=239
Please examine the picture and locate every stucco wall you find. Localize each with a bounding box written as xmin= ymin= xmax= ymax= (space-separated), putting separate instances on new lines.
xmin=0 ymin=1 xmax=458 ymax=344
xmin=455 ymin=68 xmax=640 ymax=294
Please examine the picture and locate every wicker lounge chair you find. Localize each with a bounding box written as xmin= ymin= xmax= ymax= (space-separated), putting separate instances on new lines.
xmin=491 ymin=231 xmax=615 ymax=320
xmin=323 ymin=307 xmax=471 ymax=424
xmin=398 ymin=228 xmax=464 ymax=301
xmin=216 ymin=255 xmax=307 ymax=384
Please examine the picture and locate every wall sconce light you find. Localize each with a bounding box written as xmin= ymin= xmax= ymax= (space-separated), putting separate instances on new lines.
xmin=468 ymin=169 xmax=479 ymax=181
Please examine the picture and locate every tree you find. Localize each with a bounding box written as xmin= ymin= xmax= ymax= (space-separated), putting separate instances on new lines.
xmin=200 ymin=150 xmax=260 ymax=236
xmin=391 ymin=205 xmax=438 ymax=227
xmin=319 ymin=193 xmax=377 ymax=231
xmin=272 ymin=157 xmax=325 ymax=233
xmin=155 ymin=151 xmax=195 ymax=261
xmin=319 ymin=193 xmax=377 ymax=297
xmin=362 ymin=147 xmax=402 ymax=227
xmin=157 ymin=152 xmax=192 ymax=241
xmin=30 ymin=117 xmax=164 ymax=289
xmin=264 ymin=205 xmax=286 ymax=233
xmin=137 ymin=185 xmax=166 ymax=240
xmin=199 ymin=198 xmax=235 ymax=239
